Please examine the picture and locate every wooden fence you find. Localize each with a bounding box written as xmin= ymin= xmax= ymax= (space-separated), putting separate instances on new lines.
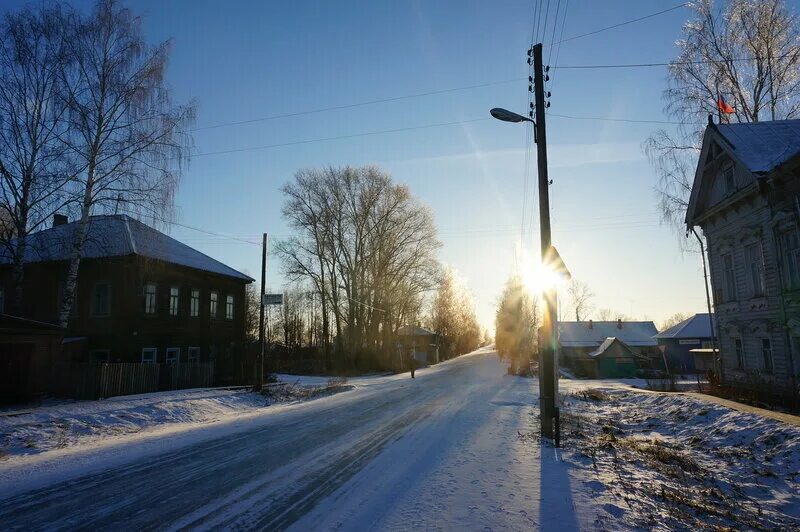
xmin=50 ymin=362 xmax=215 ymax=400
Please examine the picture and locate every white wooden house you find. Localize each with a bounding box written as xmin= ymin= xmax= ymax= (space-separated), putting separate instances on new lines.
xmin=685 ymin=117 xmax=800 ymax=399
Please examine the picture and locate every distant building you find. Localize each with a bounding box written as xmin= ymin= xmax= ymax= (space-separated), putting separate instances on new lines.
xmin=396 ymin=325 xmax=439 ymax=365
xmin=558 ymin=320 xmax=660 ymax=377
xmin=685 ymin=118 xmax=800 ymax=397
xmin=653 ymin=313 xmax=715 ymax=374
xmin=584 ymin=337 xmax=644 ymax=378
xmin=0 ymin=215 xmax=254 ymax=383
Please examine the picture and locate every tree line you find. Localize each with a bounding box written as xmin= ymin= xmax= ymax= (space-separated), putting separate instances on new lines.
xmin=0 ymin=0 xmax=192 ymax=324
xmin=272 ymin=165 xmax=483 ymax=371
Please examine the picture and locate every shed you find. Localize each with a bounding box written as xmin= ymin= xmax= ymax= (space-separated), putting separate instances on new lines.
xmin=580 ymin=337 xmax=642 ymax=378
xmin=653 ymin=313 xmax=714 ymax=373
xmin=396 ymin=325 xmax=439 ymax=365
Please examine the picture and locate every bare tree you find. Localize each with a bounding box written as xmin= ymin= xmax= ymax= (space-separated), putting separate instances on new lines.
xmin=277 ymin=165 xmax=440 ymax=370
xmin=56 ymin=0 xmax=194 ymax=326
xmin=0 ymin=5 xmax=72 ymax=311
xmin=659 ymin=312 xmax=690 ymax=332
xmin=567 ymin=279 xmax=594 ymax=321
xmin=431 ymin=267 xmax=481 ymax=360
xmin=647 ymin=0 xmax=800 ymax=234
xmin=495 ymin=274 xmax=540 ymax=375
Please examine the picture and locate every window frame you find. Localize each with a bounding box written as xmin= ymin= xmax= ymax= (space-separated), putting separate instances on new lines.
xmin=745 ymin=242 xmax=765 ymax=297
xmin=734 ymin=337 xmax=745 ymax=369
xmin=783 ymin=228 xmax=800 ymax=289
xmin=166 ymin=347 xmax=181 ymax=365
xmin=144 ymin=283 xmax=157 ymax=315
xmin=210 ymin=291 xmax=218 ymax=318
xmin=188 ymin=346 xmax=200 ymax=363
xmin=90 ymin=349 xmax=110 ymax=363
xmin=761 ymin=338 xmax=773 ymax=373
xmin=723 ymin=164 xmax=735 ymax=192
xmin=169 ymin=286 xmax=180 ymax=317
xmin=141 ymin=347 xmax=157 ymax=364
xmin=91 ymin=281 xmax=112 ymax=317
xmin=226 ymin=294 xmax=234 ymax=320
xmin=722 ymin=253 xmax=737 ymax=302
xmin=190 ymin=289 xmax=200 ymax=317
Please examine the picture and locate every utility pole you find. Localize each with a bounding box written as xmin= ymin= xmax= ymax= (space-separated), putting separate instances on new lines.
xmin=532 ymin=43 xmax=559 ymax=444
xmin=257 ymin=232 xmax=267 ymax=391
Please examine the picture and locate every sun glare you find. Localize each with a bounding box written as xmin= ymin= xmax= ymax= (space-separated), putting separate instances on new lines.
xmin=517 ymin=246 xmax=564 ymax=294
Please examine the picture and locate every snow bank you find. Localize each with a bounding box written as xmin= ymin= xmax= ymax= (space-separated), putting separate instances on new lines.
xmin=558 ymin=384 xmax=800 ymax=530
xmin=0 ymin=388 xmax=270 ymax=459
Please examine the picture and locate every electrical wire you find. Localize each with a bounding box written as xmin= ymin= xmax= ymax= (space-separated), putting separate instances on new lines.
xmin=549 ymin=2 xmax=688 ymax=46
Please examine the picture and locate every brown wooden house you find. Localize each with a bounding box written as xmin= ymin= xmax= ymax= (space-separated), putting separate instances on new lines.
xmin=0 ymin=215 xmax=254 ymax=383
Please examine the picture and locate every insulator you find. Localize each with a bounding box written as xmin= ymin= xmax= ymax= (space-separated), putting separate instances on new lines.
xmin=527 ymin=58 xmax=531 ymax=65
xmin=528 ymin=76 xmax=533 ymax=83
xmin=547 ymin=91 xmax=551 ymax=97
xmin=527 ymin=49 xmax=532 ymax=56
xmin=528 ymin=85 xmax=532 ymax=92
xmin=546 ymin=102 xmax=551 ymax=108
xmin=530 ymin=102 xmax=534 ymax=108
xmin=545 ymin=74 xmax=550 ymax=81
xmin=545 ymin=65 xmax=550 ymax=72
xmin=529 ymin=111 xmax=534 ymax=118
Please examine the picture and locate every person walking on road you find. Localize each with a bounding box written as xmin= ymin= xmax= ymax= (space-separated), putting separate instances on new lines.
xmin=409 ymin=349 xmax=417 ymax=378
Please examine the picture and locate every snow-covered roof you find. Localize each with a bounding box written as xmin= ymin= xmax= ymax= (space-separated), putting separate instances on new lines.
xmin=588 ymin=337 xmax=638 ymax=359
xmin=0 ymin=215 xmax=253 ymax=282
xmin=716 ymin=120 xmax=800 ymax=174
xmin=558 ymin=321 xmax=658 ymax=348
xmin=397 ymin=325 xmax=436 ymax=337
xmin=653 ymin=313 xmax=713 ymax=340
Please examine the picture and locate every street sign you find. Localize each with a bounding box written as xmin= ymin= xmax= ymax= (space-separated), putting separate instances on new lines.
xmin=262 ymin=293 xmax=283 ymax=306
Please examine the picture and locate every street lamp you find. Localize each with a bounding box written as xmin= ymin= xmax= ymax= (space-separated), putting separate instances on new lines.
xmin=491 ymin=100 xmax=561 ymax=446
xmin=490 ymin=107 xmax=533 ymax=123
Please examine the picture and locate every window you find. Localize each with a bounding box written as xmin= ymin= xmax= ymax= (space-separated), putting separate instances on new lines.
xmin=762 ymin=338 xmax=773 ymax=373
xmin=190 ymin=289 xmax=200 ymax=317
xmin=210 ymin=291 xmax=218 ymax=318
xmin=90 ymin=350 xmax=110 ymax=363
xmin=91 ymin=282 xmax=111 ymax=317
xmin=745 ymin=243 xmax=764 ymax=297
xmin=734 ymin=338 xmax=745 ymax=369
xmin=209 ymin=346 xmax=217 ymax=362
xmin=722 ymin=253 xmax=736 ymax=301
xmin=783 ymin=228 xmax=800 ymax=288
xmin=166 ymin=347 xmax=180 ymax=365
xmin=169 ymin=286 xmax=180 ymax=316
xmin=226 ymin=295 xmax=234 ymax=320
xmin=188 ymin=347 xmax=200 ymax=363
xmin=142 ymin=348 xmax=157 ymax=363
xmin=0 ymin=287 xmax=4 ymax=313
xmin=723 ymin=165 xmax=735 ymax=192
xmin=144 ymin=283 xmax=157 ymax=314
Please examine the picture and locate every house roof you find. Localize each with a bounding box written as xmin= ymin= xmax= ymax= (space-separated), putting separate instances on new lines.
xmin=0 ymin=215 xmax=254 ymax=282
xmin=588 ymin=337 xmax=638 ymax=359
xmin=558 ymin=321 xmax=658 ymax=347
xmin=653 ymin=313 xmax=713 ymax=340
xmin=397 ymin=325 xmax=437 ymax=337
xmin=715 ymin=120 xmax=800 ymax=174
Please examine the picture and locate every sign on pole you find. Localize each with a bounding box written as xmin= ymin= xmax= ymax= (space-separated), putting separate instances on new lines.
xmin=262 ymin=293 xmax=283 ymax=306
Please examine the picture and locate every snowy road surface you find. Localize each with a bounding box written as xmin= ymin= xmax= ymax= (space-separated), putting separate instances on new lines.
xmin=0 ymin=348 xmax=595 ymax=531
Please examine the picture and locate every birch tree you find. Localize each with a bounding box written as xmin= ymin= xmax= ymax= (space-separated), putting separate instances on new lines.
xmin=0 ymin=6 xmax=72 ymax=311
xmin=646 ymin=0 xmax=800 ymax=233
xmin=57 ymin=0 xmax=194 ymax=326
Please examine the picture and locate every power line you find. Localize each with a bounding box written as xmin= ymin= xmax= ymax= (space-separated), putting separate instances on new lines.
xmin=552 ymin=52 xmax=798 ymax=69
xmin=189 ymin=78 xmax=523 ymax=132
xmin=549 ymin=2 xmax=688 ymax=46
xmin=548 ymin=112 xmax=701 ymax=125
xmin=193 ymin=117 xmax=491 ymax=158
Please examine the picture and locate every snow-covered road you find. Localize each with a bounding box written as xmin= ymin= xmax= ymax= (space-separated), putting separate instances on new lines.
xmin=0 ymin=348 xmax=594 ymax=530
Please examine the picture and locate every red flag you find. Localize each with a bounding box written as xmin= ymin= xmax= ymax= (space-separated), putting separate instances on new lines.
xmin=717 ymin=97 xmax=735 ymax=114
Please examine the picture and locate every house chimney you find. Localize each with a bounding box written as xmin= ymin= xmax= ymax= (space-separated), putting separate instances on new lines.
xmin=617 ymin=318 xmax=623 ymax=330
xmin=53 ymin=214 xmax=68 ymax=227
xmin=588 ymin=319 xmax=593 ymax=329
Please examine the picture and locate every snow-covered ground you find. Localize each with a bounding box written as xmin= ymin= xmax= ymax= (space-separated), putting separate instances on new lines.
xmin=557 ymin=380 xmax=800 ymax=530
xmin=0 ymin=349 xmax=797 ymax=530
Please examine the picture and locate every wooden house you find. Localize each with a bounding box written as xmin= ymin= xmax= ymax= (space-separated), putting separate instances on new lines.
xmin=0 ymin=215 xmax=254 ymax=384
xmin=653 ymin=313 xmax=715 ymax=374
xmin=685 ymin=118 xmax=800 ymax=399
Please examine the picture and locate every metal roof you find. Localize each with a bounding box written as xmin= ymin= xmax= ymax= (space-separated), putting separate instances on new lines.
xmin=716 ymin=120 xmax=800 ymax=174
xmin=0 ymin=215 xmax=254 ymax=282
xmin=558 ymin=321 xmax=658 ymax=347
xmin=653 ymin=313 xmax=713 ymax=340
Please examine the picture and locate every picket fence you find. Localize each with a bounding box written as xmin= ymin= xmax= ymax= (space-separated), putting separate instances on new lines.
xmin=51 ymin=362 xmax=215 ymax=400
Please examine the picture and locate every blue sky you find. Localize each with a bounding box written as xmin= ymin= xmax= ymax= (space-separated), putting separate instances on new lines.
xmin=6 ymin=0 xmax=742 ymax=329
